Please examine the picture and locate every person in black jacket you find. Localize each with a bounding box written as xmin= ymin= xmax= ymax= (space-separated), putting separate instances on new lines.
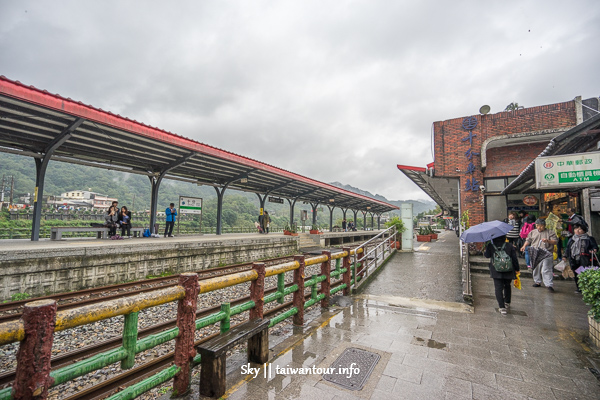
xmin=484 ymin=235 xmax=520 ymax=315
xmin=563 ymin=223 xmax=598 ymax=293
xmin=119 ymin=206 xmax=132 ymax=238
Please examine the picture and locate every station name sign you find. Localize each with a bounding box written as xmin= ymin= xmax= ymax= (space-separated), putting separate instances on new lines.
xmin=179 ymin=196 xmax=203 ymax=214
xmin=535 ymin=151 xmax=600 ymax=189
xmin=268 ymin=196 xmax=284 ymax=204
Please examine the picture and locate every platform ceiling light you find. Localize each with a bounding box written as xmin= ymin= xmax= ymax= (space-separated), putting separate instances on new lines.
xmin=329 ymin=198 xmax=335 ymax=202
xmin=240 ymin=178 xmax=248 ymax=183
xmin=367 ymin=206 xmax=371 ymax=210
xmin=479 ymin=105 xmax=491 ymax=115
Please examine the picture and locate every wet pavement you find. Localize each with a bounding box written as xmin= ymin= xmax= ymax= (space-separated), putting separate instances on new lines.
xmin=181 ymin=230 xmax=600 ymax=399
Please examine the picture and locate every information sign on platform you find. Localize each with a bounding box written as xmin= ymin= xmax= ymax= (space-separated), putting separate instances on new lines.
xmin=179 ymin=196 xmax=203 ymax=214
xmin=268 ymin=196 xmax=284 ymax=204
xmin=535 ymin=151 xmax=600 ymax=189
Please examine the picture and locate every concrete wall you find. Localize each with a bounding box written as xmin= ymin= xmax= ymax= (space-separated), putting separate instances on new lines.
xmin=0 ymin=237 xmax=297 ymax=301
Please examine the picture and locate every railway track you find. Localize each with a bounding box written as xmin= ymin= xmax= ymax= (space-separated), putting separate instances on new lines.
xmin=0 ymin=243 xmax=369 ymax=398
xmin=0 ymin=255 xmax=296 ymax=323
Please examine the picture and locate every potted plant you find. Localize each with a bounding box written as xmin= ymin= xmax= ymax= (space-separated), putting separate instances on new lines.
xmin=309 ymin=224 xmax=320 ymax=234
xmin=427 ymin=226 xmax=438 ymax=240
xmin=578 ymin=267 xmax=600 ymax=348
xmin=384 ymin=216 xmax=406 ymax=249
xmin=416 ymin=226 xmax=431 ymax=242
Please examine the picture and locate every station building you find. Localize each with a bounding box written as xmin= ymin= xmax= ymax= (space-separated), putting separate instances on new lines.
xmin=399 ymin=96 xmax=600 ymax=236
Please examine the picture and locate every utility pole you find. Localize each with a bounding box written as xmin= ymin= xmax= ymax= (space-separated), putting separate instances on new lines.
xmin=9 ymin=176 xmax=14 ymax=206
xmin=0 ymin=175 xmax=5 ymax=206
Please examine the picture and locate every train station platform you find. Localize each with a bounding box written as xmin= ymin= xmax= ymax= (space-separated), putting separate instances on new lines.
xmin=192 ymin=230 xmax=600 ymax=400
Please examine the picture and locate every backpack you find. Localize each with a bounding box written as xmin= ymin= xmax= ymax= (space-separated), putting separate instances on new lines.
xmin=520 ymin=222 xmax=535 ymax=239
xmin=491 ymin=242 xmax=513 ymax=272
xmin=143 ymin=228 xmax=151 ymax=237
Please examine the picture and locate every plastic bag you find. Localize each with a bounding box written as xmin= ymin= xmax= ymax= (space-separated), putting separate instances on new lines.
xmin=513 ymin=272 xmax=522 ymax=290
xmin=562 ymin=264 xmax=575 ymax=279
xmin=554 ymin=260 xmax=566 ymax=272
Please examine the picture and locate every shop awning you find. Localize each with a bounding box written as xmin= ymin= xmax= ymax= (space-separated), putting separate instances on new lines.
xmin=502 ymin=112 xmax=600 ymax=194
xmin=397 ymin=165 xmax=460 ymax=214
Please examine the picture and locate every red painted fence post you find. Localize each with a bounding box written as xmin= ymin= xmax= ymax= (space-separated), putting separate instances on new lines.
xmin=321 ymin=251 xmax=331 ymax=308
xmin=342 ymin=247 xmax=351 ymax=296
xmin=13 ymin=299 xmax=57 ymax=400
xmin=293 ymin=255 xmax=305 ymax=326
xmin=250 ymin=263 xmax=266 ymax=320
xmin=173 ymin=273 xmax=200 ymax=397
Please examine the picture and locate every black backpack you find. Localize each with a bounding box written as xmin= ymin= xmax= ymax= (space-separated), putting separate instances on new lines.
xmin=491 ymin=242 xmax=513 ymax=272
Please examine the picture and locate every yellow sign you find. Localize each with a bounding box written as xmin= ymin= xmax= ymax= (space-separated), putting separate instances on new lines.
xmin=34 ymin=187 xmax=38 ymax=203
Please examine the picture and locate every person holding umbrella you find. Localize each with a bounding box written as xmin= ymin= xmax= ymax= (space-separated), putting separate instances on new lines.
xmin=521 ymin=219 xmax=558 ymax=292
xmin=484 ymin=235 xmax=520 ymax=315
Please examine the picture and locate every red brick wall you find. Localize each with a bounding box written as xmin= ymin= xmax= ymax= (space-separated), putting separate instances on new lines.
xmin=484 ymin=143 xmax=548 ymax=177
xmin=433 ymin=100 xmax=578 ymax=226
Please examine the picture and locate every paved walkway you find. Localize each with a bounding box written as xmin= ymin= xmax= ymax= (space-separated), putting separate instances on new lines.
xmin=207 ymin=230 xmax=600 ymax=400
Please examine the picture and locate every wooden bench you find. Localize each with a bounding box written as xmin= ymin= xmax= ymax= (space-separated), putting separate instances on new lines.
xmin=197 ymin=318 xmax=269 ymax=398
xmin=50 ymin=227 xmax=146 ymax=240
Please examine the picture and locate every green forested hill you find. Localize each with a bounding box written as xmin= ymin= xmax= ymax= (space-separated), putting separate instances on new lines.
xmin=0 ymin=152 xmax=436 ymax=229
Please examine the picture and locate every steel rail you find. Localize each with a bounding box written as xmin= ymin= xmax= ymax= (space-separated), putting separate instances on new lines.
xmin=0 ymin=270 xmax=339 ymax=387
xmin=0 ymin=256 xmax=296 ymax=323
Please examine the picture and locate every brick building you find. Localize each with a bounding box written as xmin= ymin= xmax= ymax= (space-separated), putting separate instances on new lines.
xmin=399 ymin=96 xmax=600 ymax=228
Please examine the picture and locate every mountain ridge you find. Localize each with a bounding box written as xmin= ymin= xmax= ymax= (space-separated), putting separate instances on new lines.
xmin=329 ymin=181 xmax=436 ymax=215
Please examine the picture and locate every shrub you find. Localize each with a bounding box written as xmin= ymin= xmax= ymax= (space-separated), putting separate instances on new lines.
xmin=385 ymin=216 xmax=406 ymax=234
xmin=578 ymin=268 xmax=600 ymax=322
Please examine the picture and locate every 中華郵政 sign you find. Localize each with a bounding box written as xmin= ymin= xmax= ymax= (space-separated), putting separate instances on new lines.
xmin=535 ymin=151 xmax=600 ymax=189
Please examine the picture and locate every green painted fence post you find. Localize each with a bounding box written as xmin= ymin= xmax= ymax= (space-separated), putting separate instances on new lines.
xmin=120 ymin=312 xmax=139 ymax=369
xmin=220 ymin=302 xmax=231 ymax=334
xmin=277 ymin=273 xmax=285 ymax=304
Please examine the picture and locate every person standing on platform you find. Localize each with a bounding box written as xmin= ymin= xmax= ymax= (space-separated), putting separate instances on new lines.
xmin=563 ymin=223 xmax=598 ymax=293
xmin=119 ymin=206 xmax=132 ymax=238
xmin=342 ymin=218 xmax=347 ymax=232
xmin=521 ymin=219 xmax=558 ymax=292
xmin=164 ymin=203 xmax=177 ymax=238
xmin=484 ymin=235 xmax=520 ymax=315
xmin=258 ymin=212 xmax=264 ymax=234
xmin=506 ymin=212 xmax=521 ymax=246
xmin=263 ymin=211 xmax=271 ymax=234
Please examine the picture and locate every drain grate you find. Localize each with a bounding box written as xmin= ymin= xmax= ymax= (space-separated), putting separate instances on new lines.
xmin=323 ymin=347 xmax=380 ymax=391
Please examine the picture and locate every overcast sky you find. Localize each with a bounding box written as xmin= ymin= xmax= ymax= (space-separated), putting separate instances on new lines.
xmin=1 ymin=1 xmax=599 ymax=201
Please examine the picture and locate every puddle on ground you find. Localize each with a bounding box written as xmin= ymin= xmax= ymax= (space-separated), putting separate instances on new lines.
xmin=411 ymin=336 xmax=447 ymax=350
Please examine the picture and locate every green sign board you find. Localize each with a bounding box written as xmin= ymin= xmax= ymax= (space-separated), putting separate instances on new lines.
xmin=535 ymin=151 xmax=600 ymax=189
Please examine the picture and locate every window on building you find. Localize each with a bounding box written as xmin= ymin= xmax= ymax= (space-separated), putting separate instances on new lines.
xmin=484 ymin=178 xmax=506 ymax=193
xmin=486 ymin=195 xmax=508 ymax=222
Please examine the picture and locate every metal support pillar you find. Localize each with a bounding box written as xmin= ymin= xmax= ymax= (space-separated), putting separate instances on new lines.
xmin=311 ymin=202 xmax=319 ymax=226
xmin=377 ymin=213 xmax=381 ymax=230
xmin=31 ymin=118 xmax=84 ymax=241
xmin=149 ymin=152 xmax=195 ymax=233
xmin=327 ymin=205 xmax=335 ymax=232
xmin=215 ymin=186 xmax=227 ymax=235
xmin=363 ymin=211 xmax=367 ymax=230
xmin=353 ymin=210 xmax=358 ymax=229
xmin=370 ymin=213 xmax=374 ymax=230
xmin=149 ymin=174 xmax=165 ymax=233
xmin=287 ymin=198 xmax=298 ymax=226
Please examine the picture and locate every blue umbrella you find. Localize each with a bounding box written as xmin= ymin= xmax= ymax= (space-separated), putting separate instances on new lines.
xmin=460 ymin=220 xmax=514 ymax=243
